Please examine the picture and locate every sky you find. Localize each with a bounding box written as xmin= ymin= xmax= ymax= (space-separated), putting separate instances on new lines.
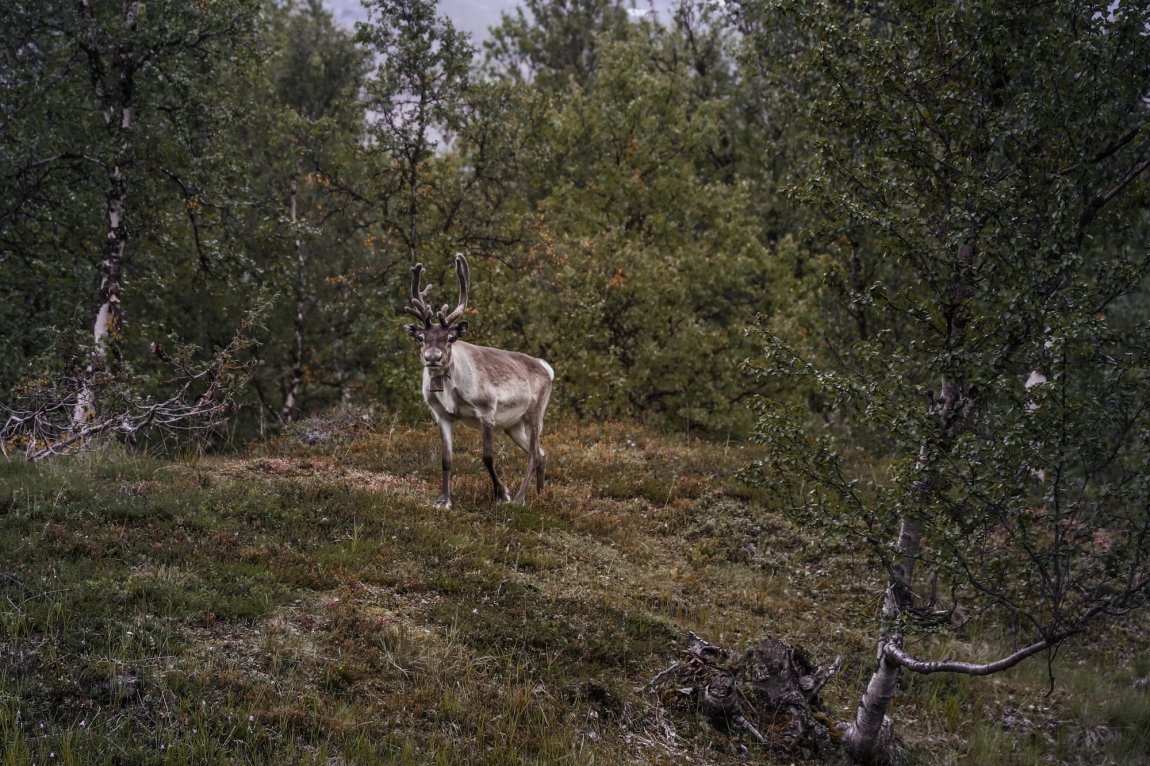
xmin=324 ymin=0 xmax=519 ymax=41
xmin=323 ymin=0 xmax=673 ymax=43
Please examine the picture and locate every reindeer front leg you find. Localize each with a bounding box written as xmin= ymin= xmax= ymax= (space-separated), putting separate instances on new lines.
xmin=482 ymin=421 xmax=511 ymax=502
xmin=437 ymin=418 xmax=454 ymax=508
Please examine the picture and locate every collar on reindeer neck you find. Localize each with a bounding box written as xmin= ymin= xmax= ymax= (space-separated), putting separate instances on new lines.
xmin=429 ymin=372 xmax=448 ymax=392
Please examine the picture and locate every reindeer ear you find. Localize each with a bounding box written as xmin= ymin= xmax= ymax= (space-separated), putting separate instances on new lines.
xmin=404 ymin=324 xmax=423 ymax=340
xmin=453 ymin=321 xmax=468 ymax=339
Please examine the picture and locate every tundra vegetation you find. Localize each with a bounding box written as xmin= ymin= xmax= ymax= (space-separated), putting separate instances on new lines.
xmin=2 ymin=0 xmax=1149 ymax=764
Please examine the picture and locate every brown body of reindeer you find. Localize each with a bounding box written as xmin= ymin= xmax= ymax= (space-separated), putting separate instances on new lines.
xmin=403 ymin=254 xmax=554 ymax=508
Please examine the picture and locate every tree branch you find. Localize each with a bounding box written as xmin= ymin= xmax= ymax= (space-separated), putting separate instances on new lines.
xmin=1 ymin=307 xmax=265 ymax=460
xmin=884 ymin=577 xmax=1150 ymax=677
xmin=1078 ymin=155 xmax=1150 ymax=232
xmin=884 ymin=634 xmax=1058 ymax=677
xmin=1056 ymin=123 xmax=1147 ymax=176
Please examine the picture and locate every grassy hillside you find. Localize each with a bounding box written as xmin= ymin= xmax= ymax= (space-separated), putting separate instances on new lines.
xmin=2 ymin=417 xmax=1148 ymax=765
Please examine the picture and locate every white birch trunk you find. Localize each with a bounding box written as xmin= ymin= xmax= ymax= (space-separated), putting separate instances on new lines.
xmin=281 ymin=169 xmax=306 ymax=423
xmin=843 ymin=637 xmax=900 ymax=762
xmin=841 ymin=527 xmax=923 ymax=764
xmin=843 ymin=241 xmax=977 ymax=764
xmin=73 ymin=3 xmax=137 ymax=428
xmin=333 ymin=280 xmax=353 ymax=406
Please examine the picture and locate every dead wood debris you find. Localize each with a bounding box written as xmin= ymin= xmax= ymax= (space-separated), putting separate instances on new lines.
xmin=647 ymin=632 xmax=843 ymax=757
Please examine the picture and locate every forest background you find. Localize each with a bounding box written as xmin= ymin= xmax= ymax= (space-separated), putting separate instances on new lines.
xmin=3 ymin=0 xmax=1150 ymax=764
xmin=5 ymin=0 xmax=1144 ymax=447
xmin=2 ymin=0 xmax=789 ymax=441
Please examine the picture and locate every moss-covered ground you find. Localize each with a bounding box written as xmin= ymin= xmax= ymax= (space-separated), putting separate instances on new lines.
xmin=2 ymin=417 xmax=1147 ymax=765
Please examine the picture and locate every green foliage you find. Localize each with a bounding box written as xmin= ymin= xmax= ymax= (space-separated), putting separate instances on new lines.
xmin=484 ymin=0 xmax=632 ymax=88
xmin=1 ymin=0 xmax=805 ymax=439
xmin=272 ymin=0 xmax=367 ymax=122
xmin=240 ymin=1 xmax=381 ymax=423
xmin=356 ymin=0 xmax=476 ymax=264
xmin=472 ymin=7 xmax=778 ymax=433
xmin=0 ymin=0 xmax=264 ymax=420
xmin=742 ymin=0 xmax=1150 ymax=755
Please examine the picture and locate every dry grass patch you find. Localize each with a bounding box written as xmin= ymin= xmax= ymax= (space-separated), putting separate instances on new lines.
xmin=1 ymin=419 xmax=1147 ymax=765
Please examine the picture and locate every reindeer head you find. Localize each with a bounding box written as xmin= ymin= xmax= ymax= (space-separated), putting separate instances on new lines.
xmin=404 ymin=254 xmax=470 ymax=375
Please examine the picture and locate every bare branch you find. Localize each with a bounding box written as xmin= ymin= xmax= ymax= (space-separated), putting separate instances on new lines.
xmin=1056 ymin=123 xmax=1147 ymax=177
xmin=1 ymin=309 xmax=263 ymax=461
xmin=885 ymin=635 xmax=1058 ymax=677
xmin=885 ymin=574 xmax=1150 ymax=677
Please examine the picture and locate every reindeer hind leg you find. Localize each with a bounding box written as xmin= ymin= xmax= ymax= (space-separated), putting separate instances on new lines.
xmin=505 ymin=421 xmax=537 ymax=504
xmin=532 ymin=384 xmax=551 ymax=493
xmin=534 ymin=441 xmax=546 ymax=492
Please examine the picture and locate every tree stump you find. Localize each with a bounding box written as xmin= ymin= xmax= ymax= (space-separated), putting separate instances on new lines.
xmin=650 ymin=632 xmax=842 ymax=757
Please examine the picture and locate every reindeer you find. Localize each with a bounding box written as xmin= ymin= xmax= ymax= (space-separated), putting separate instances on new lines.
xmin=403 ymin=254 xmax=553 ymax=508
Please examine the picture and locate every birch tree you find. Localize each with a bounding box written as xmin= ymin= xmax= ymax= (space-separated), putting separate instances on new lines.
xmin=1 ymin=0 xmax=260 ymax=442
xmin=484 ymin=0 xmax=630 ymax=87
xmin=264 ymin=0 xmax=367 ymax=423
xmin=741 ymin=0 xmax=1150 ymax=762
xmin=356 ymin=0 xmax=475 ymax=266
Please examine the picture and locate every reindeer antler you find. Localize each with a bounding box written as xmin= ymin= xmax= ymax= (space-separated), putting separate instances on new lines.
xmin=404 ymin=263 xmax=436 ymax=327
xmin=406 ymin=255 xmax=469 ymax=328
xmin=438 ymin=254 xmax=469 ymax=327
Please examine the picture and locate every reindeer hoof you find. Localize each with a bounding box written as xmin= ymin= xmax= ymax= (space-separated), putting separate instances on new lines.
xmin=435 ymin=496 xmax=452 ymax=509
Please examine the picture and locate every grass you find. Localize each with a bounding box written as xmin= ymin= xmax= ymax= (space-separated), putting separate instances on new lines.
xmin=1 ymin=416 xmax=1148 ymax=765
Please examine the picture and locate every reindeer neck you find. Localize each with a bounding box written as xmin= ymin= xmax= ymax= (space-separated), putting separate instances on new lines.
xmin=426 ymin=342 xmax=478 ymax=394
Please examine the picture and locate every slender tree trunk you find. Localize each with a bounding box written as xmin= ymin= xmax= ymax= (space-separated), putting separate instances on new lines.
xmin=74 ymin=163 xmax=129 ymax=426
xmin=94 ymin=164 xmax=128 ymax=365
xmin=842 ymin=518 xmax=923 ymax=764
xmin=845 ymin=633 xmax=901 ymax=762
xmin=333 ymin=280 xmax=353 ymax=406
xmin=73 ymin=0 xmax=137 ymax=428
xmin=408 ymin=158 xmax=419 ymax=265
xmin=281 ymin=168 xmax=307 ymax=423
xmin=405 ymin=92 xmax=431 ymax=266
xmin=843 ymin=242 xmax=977 ymax=764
